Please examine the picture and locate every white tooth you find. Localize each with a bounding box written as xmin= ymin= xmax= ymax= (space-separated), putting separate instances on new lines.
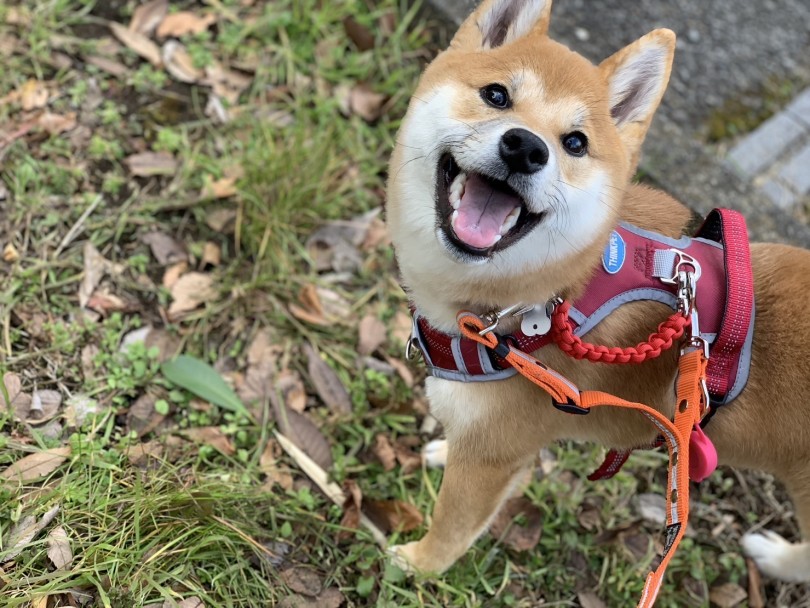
xmin=493 ymin=235 xmax=502 ymax=243
xmin=452 ymin=210 xmax=459 ymax=223
xmin=499 ymin=207 xmax=521 ymax=235
xmin=449 ymin=191 xmax=461 ymax=209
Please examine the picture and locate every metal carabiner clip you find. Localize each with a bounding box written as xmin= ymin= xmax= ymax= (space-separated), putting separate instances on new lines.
xmin=478 ymin=303 xmax=534 ymax=336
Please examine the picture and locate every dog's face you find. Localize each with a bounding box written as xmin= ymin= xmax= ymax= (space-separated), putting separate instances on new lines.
xmin=387 ymin=0 xmax=675 ymax=306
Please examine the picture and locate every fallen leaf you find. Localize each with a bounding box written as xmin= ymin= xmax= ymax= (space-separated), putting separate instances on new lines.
xmin=489 ymin=497 xmax=543 ymax=552
xmin=181 ymin=427 xmax=235 ymax=456
xmin=364 ymin=499 xmax=423 ymax=534
xmin=276 ymin=369 xmax=306 ymax=413
xmin=125 ymin=440 xmax=164 ymax=466
xmin=281 ymin=567 xmax=323 ymax=597
xmin=1 ymin=372 xmax=32 ymax=421
xmin=205 ymin=208 xmax=237 ymax=233
xmin=635 ymin=493 xmax=667 ymax=526
xmin=577 ymin=503 xmax=601 ymax=531
xmin=129 ymin=0 xmax=168 ymax=35
xmin=393 ymin=439 xmax=422 ymax=474
xmin=19 ymin=79 xmax=49 ymax=111
xmin=26 ymin=390 xmax=62 ymax=424
xmin=709 ymin=582 xmax=747 ymax=608
xmin=383 ymin=355 xmax=414 ymax=388
xmin=358 ymin=314 xmax=386 ymax=356
xmin=163 ymin=261 xmax=188 ymax=289
xmin=177 ymin=598 xmax=204 ymax=608
xmin=1 ymin=505 xmax=60 ymax=563
xmin=125 ymin=151 xmax=178 ymax=177
xmin=372 ymin=434 xmax=396 ymax=471
xmin=168 ymin=272 xmax=216 ymax=317
xmin=46 ymin=525 xmax=72 ymax=570
xmin=237 ymin=330 xmax=282 ymax=405
xmin=203 ymin=63 xmax=252 ymax=104
xmin=85 ymin=55 xmax=130 ymax=77
xmin=304 ymin=344 xmax=351 ymax=415
xmin=290 ymin=286 xmax=328 ymax=326
xmin=156 ymin=12 xmax=216 ymax=38
xmin=126 ymin=393 xmax=165 ymax=438
xmin=37 ymin=111 xmax=77 ymax=135
xmin=343 ymin=17 xmax=375 ymax=51
xmin=30 ymin=596 xmax=48 ymax=608
xmin=621 ymin=533 xmax=650 ymax=561
xmin=259 ymin=440 xmax=293 ymax=490
xmin=1 ymin=447 xmax=71 ymax=482
xmin=87 ymin=289 xmax=137 ymax=315
xmin=315 ymin=288 xmax=351 ymax=321
xmin=141 ymin=231 xmax=187 ymax=265
xmin=79 ymin=242 xmax=108 ymax=309
xmin=161 ymin=40 xmax=203 ymax=83
xmin=577 ymin=592 xmax=607 ymax=608
xmin=272 ymin=396 xmax=333 ymax=470
xmin=379 ymin=11 xmax=397 ymax=35
xmin=337 ymin=84 xmax=386 ymax=123
xmin=200 ymin=241 xmax=221 ymax=268
xmin=3 ymin=243 xmax=19 ymax=262
xmin=361 ymin=215 xmax=390 ymax=250
xmin=201 ymin=175 xmax=238 ymax=199
xmin=305 ymin=208 xmax=380 ymax=273
xmin=109 ymin=21 xmax=162 ymax=66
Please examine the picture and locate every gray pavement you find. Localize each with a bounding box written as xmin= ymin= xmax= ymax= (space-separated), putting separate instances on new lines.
xmin=421 ymin=0 xmax=810 ymax=246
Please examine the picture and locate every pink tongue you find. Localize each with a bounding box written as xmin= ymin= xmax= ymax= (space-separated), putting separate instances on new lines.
xmin=452 ymin=174 xmax=521 ymax=249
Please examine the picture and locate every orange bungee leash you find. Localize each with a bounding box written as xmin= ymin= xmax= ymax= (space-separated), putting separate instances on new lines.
xmin=456 ymin=265 xmax=713 ymax=608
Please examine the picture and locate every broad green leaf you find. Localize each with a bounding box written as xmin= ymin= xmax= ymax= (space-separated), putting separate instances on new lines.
xmin=161 ymin=355 xmax=249 ymax=418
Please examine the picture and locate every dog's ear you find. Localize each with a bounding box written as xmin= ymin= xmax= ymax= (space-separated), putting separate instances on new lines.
xmin=451 ymin=0 xmax=552 ymax=50
xmin=599 ymin=29 xmax=676 ymax=166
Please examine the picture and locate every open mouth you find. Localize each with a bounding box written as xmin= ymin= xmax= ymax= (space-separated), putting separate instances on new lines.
xmin=436 ymin=154 xmax=545 ymax=257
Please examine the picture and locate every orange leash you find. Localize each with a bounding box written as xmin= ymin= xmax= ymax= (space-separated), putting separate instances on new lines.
xmin=458 ymin=312 xmax=709 ymax=608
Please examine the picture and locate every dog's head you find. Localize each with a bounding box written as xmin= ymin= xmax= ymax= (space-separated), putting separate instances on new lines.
xmin=387 ymin=0 xmax=675 ymax=314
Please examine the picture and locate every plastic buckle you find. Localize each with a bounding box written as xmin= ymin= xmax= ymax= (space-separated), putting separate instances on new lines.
xmin=552 ymin=396 xmax=589 ymax=415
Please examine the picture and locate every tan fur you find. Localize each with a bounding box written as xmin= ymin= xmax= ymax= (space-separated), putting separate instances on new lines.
xmin=387 ymin=0 xmax=810 ymax=584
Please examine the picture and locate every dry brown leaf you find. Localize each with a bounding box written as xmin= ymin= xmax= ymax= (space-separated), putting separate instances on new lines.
xmin=746 ymin=558 xmax=764 ymax=608
xmin=577 ymin=593 xmax=607 ymax=608
xmin=87 ymin=289 xmax=138 ymax=315
xmin=281 ymin=567 xmax=323 ymax=597
xmin=316 ymin=288 xmax=351 ymax=320
xmin=168 ymin=271 xmax=216 ymax=318
xmin=162 ymin=40 xmax=203 ymax=83
xmin=276 ymin=369 xmax=306 ymax=413
xmin=141 ymin=231 xmax=187 ymax=265
xmin=358 ymin=314 xmax=386 ymax=356
xmin=109 ymin=21 xmax=162 ymax=66
xmin=365 ymin=498 xmax=423 ymax=534
xmin=125 ymin=440 xmax=164 ymax=466
xmin=259 ymin=440 xmax=293 ymax=490
xmin=272 ymin=397 xmax=333 ymax=470
xmin=129 ymin=0 xmax=168 ymax=35
xmin=85 ymin=55 xmax=130 ymax=77
xmin=372 ymin=434 xmax=396 ymax=472
xmin=31 ymin=596 xmax=48 ymax=608
xmin=19 ymin=79 xmax=49 ymax=111
xmin=3 ymin=243 xmax=19 ymax=262
xmin=46 ymin=525 xmax=72 ymax=570
xmin=379 ymin=11 xmax=397 ymax=35
xmin=340 ymin=84 xmax=386 ymax=123
xmin=79 ymin=242 xmax=108 ymax=309
xmin=172 ymin=598 xmax=204 ymax=608
xmin=709 ymin=583 xmax=747 ymax=608
xmin=393 ymin=440 xmax=422 ymax=474
xmin=200 ymin=241 xmax=221 ymax=268
xmin=1 ymin=447 xmax=71 ymax=482
xmin=181 ymin=427 xmax=235 ymax=456
xmin=289 ymin=285 xmax=328 ymax=326
xmin=361 ymin=216 xmax=389 ymax=250
xmin=162 ymin=261 xmax=188 ymax=289
xmin=489 ymin=497 xmax=543 ymax=552
xmin=126 ymin=392 xmax=165 ymax=438
xmin=635 ymin=493 xmax=667 ymax=526
xmin=125 ymin=151 xmax=178 ymax=177
xmin=577 ymin=503 xmax=601 ymax=531
xmin=2 ymin=505 xmax=60 ymax=563
xmin=383 ymin=355 xmax=414 ymax=388
xmin=390 ymin=311 xmax=413 ymax=347
xmin=201 ymin=175 xmax=238 ymax=199
xmin=156 ymin=11 xmax=216 ymax=38
xmin=2 ymin=372 xmax=33 ymax=421
xmin=26 ymin=390 xmax=62 ymax=425
xmin=37 ymin=111 xmax=77 ymax=135
xmin=203 ymin=63 xmax=252 ymax=104
xmin=205 ymin=208 xmax=237 ymax=233
xmin=303 ymin=344 xmax=351 ymax=415
xmin=343 ymin=17 xmax=375 ymax=51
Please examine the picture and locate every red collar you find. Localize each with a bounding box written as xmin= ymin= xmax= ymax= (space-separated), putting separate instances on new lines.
xmin=409 ymin=209 xmax=754 ymax=406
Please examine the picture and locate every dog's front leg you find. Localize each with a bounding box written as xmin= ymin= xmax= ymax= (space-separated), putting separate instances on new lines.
xmin=390 ymin=377 xmax=543 ymax=574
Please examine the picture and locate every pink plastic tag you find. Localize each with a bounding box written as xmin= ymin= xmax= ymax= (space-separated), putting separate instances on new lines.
xmin=689 ymin=424 xmax=718 ymax=482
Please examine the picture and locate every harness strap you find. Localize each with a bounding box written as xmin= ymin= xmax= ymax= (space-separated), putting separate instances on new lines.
xmin=458 ymin=311 xmax=708 ymax=608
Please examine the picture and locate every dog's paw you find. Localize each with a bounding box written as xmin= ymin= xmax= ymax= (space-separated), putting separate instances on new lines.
xmin=742 ymin=530 xmax=810 ymax=583
xmin=422 ymin=439 xmax=447 ymax=468
xmin=387 ymin=542 xmax=420 ymax=574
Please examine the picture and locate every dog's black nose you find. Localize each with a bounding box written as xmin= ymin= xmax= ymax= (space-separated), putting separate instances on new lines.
xmin=499 ymin=128 xmax=549 ymax=174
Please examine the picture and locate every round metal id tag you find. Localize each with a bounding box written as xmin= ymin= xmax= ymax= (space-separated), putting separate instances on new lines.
xmin=520 ymin=304 xmax=552 ymax=336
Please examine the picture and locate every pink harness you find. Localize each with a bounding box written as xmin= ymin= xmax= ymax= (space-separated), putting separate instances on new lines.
xmin=410 ymin=209 xmax=755 ymax=477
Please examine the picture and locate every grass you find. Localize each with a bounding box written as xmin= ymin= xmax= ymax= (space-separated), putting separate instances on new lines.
xmin=0 ymin=1 xmax=808 ymax=607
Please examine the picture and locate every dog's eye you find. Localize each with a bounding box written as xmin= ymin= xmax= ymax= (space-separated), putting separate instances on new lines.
xmin=562 ymin=131 xmax=588 ymax=156
xmin=481 ymin=84 xmax=510 ymax=109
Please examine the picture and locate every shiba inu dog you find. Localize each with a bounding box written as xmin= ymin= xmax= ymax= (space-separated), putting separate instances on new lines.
xmin=385 ymin=0 xmax=810 ymax=588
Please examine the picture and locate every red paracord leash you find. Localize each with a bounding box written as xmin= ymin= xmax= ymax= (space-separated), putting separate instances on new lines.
xmin=550 ymin=300 xmax=690 ymax=364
